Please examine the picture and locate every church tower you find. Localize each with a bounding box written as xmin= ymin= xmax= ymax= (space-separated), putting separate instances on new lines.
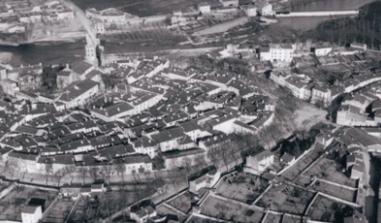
xmin=85 ymin=34 xmax=100 ymax=67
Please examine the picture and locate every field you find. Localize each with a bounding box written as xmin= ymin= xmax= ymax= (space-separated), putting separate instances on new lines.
xmin=0 ymin=180 xmax=11 ymax=193
xmin=72 ymin=0 xmax=215 ymax=16
xmin=281 ymin=143 xmax=325 ymax=181
xmin=167 ymin=191 xmax=193 ymax=213
xmin=262 ymin=212 xmax=282 ymax=223
xmin=42 ymin=198 xmax=75 ymax=223
xmin=186 ymin=215 xmax=226 ymax=223
xmin=215 ymin=172 xmax=269 ymax=204
xmin=201 ymin=195 xmax=264 ymax=223
xmin=304 ymin=158 xmax=357 ymax=188
xmin=0 ymin=186 xmax=57 ymax=221
xmin=311 ymin=180 xmax=356 ymax=202
xmin=67 ymin=189 xmax=156 ymax=221
xmin=307 ymin=195 xmax=354 ymax=222
xmin=194 ymin=17 xmax=249 ymax=36
xmin=256 ymin=183 xmax=315 ymax=215
xmin=102 ymin=28 xmax=186 ymax=54
xmin=156 ymin=203 xmax=188 ymax=222
xmin=65 ymin=196 xmax=88 ymax=222
xmin=282 ymin=214 xmax=304 ymax=223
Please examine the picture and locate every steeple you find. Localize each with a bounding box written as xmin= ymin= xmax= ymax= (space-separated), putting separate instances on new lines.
xmin=85 ymin=34 xmax=101 ymax=67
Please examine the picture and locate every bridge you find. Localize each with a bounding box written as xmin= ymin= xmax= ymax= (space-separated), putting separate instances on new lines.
xmin=60 ymin=0 xmax=100 ymax=66
xmin=276 ymin=10 xmax=359 ymax=18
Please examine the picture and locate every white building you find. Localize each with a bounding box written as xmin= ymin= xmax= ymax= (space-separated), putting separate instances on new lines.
xmin=190 ymin=171 xmax=220 ymax=193
xmin=311 ymin=86 xmax=332 ymax=105
xmin=336 ymin=105 xmax=376 ymax=127
xmin=284 ymin=74 xmax=312 ymax=100
xmin=21 ymin=205 xmax=42 ymax=223
xmin=198 ymin=3 xmax=211 ymax=14
xmin=314 ymin=46 xmax=332 ymax=57
xmin=58 ymin=80 xmax=99 ymax=110
xmin=130 ymin=204 xmax=157 ymax=223
xmin=245 ymin=150 xmax=274 ymax=174
xmin=261 ymin=3 xmax=274 ymax=16
xmin=244 ymin=5 xmax=257 ymax=17
xmin=260 ymin=44 xmax=295 ymax=63
xmin=219 ymin=0 xmax=239 ymax=8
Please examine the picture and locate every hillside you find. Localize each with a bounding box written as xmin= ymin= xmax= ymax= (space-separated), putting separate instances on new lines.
xmin=302 ymin=1 xmax=381 ymax=50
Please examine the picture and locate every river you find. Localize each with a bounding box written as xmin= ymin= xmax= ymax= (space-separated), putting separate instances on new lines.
xmin=0 ymin=0 xmax=376 ymax=66
xmin=0 ymin=40 xmax=84 ymax=66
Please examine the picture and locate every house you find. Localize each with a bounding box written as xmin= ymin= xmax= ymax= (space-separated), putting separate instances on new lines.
xmin=70 ymin=61 xmax=94 ymax=79
xmin=343 ymin=94 xmax=375 ymax=113
xmin=280 ymin=153 xmax=295 ymax=166
xmin=150 ymin=127 xmax=185 ymax=152
xmin=284 ymin=74 xmax=312 ymax=100
xmin=130 ymin=203 xmax=157 ymax=223
xmin=260 ymin=44 xmax=295 ymax=63
xmin=122 ymin=154 xmax=153 ymax=172
xmin=311 ymin=85 xmax=332 ymax=105
xmin=80 ymin=187 xmax=91 ymax=197
xmin=261 ymin=3 xmax=274 ymax=16
xmin=336 ymin=105 xmax=375 ymax=127
xmin=245 ymin=150 xmax=274 ymax=174
xmin=57 ymin=68 xmax=78 ymax=89
xmin=244 ymin=5 xmax=257 ymax=17
xmin=181 ymin=121 xmax=211 ymax=141
xmin=162 ymin=148 xmax=206 ymax=169
xmin=351 ymin=161 xmax=364 ymax=180
xmin=21 ymin=205 xmax=43 ymax=223
xmin=219 ymin=0 xmax=239 ymax=8
xmin=91 ymin=183 xmax=106 ymax=193
xmin=91 ymin=102 xmax=135 ymax=121
xmin=198 ymin=3 xmax=211 ymax=14
xmin=58 ymin=80 xmax=99 ymax=110
xmin=364 ymin=128 xmax=381 ymax=138
xmin=0 ymin=79 xmax=19 ymax=95
xmin=314 ymin=45 xmax=333 ymax=57
xmin=189 ymin=170 xmax=220 ymax=193
xmin=132 ymin=136 xmax=158 ymax=158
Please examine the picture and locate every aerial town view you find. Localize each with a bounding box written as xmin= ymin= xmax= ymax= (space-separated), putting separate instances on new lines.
xmin=0 ymin=0 xmax=381 ymax=222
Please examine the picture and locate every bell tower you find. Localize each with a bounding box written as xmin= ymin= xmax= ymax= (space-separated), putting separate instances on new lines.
xmin=85 ymin=34 xmax=101 ymax=67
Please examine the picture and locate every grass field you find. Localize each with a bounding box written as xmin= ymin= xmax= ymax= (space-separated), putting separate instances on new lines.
xmin=0 ymin=186 xmax=57 ymax=221
xmin=215 ymin=172 xmax=269 ymax=204
xmin=167 ymin=192 xmax=193 ymax=214
xmin=156 ymin=203 xmax=188 ymax=222
xmin=262 ymin=212 xmax=282 ymax=223
xmin=201 ymin=195 xmax=264 ymax=222
xmin=311 ymin=180 xmax=356 ymax=202
xmin=72 ymin=0 xmax=216 ymax=16
xmin=257 ymin=183 xmax=315 ymax=215
xmin=281 ymin=143 xmax=324 ymax=181
xmin=42 ymin=198 xmax=75 ymax=223
xmin=307 ymin=195 xmax=353 ymax=222
xmin=102 ymin=28 xmax=187 ymax=54
xmin=304 ymin=158 xmax=357 ymax=188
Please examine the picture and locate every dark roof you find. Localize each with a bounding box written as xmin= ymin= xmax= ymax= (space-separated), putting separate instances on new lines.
xmin=70 ymin=61 xmax=93 ymax=74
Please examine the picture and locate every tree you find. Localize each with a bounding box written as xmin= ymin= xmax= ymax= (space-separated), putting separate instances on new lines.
xmin=116 ymin=163 xmax=126 ymax=185
xmin=45 ymin=161 xmax=53 ymax=185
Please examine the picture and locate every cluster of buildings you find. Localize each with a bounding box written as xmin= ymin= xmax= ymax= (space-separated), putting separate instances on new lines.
xmin=170 ymin=0 xmax=275 ymax=32
xmin=86 ymin=7 xmax=167 ymax=34
xmin=250 ymin=42 xmax=378 ymax=107
xmin=0 ymin=0 xmax=74 ymax=35
xmin=0 ymin=55 xmax=275 ymax=185
xmin=87 ymin=0 xmax=277 ymax=35
xmin=336 ymin=82 xmax=381 ymax=126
